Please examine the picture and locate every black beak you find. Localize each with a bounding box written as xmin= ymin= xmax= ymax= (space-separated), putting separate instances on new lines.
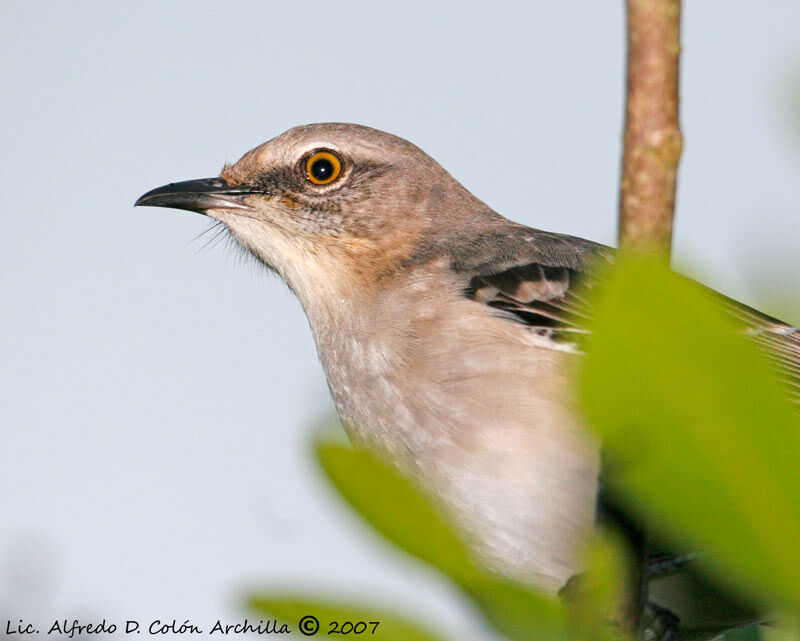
xmin=134 ymin=178 xmax=257 ymax=215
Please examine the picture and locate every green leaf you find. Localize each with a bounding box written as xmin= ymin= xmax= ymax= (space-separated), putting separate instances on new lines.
xmin=464 ymin=575 xmax=569 ymax=641
xmin=315 ymin=442 xmax=482 ymax=585
xmin=761 ymin=618 xmax=800 ymax=641
xmin=578 ymin=254 xmax=800 ymax=608
xmin=720 ymin=625 xmax=764 ymax=641
xmin=563 ymin=531 xmax=634 ymax=641
xmin=314 ymin=440 xmax=570 ymax=641
xmin=247 ymin=594 xmax=450 ymax=641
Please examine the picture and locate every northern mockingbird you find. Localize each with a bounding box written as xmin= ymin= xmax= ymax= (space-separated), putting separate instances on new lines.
xmin=136 ymin=123 xmax=798 ymax=629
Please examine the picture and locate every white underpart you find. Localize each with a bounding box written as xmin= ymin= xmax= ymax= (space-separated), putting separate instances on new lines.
xmin=213 ymin=209 xmax=600 ymax=592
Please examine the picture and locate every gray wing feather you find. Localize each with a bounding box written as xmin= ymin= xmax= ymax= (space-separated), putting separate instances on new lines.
xmin=446 ymin=227 xmax=800 ymax=401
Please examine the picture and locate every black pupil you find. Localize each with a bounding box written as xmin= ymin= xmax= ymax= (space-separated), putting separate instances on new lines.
xmin=311 ymin=158 xmax=334 ymax=181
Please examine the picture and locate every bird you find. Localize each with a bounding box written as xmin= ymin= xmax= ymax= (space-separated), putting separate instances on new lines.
xmin=136 ymin=123 xmax=798 ymax=635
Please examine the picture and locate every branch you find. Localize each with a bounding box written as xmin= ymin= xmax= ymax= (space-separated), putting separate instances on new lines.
xmin=619 ymin=0 xmax=683 ymax=256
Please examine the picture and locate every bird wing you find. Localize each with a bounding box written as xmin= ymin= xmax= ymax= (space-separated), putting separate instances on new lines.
xmin=712 ymin=292 xmax=800 ymax=402
xmin=446 ymin=226 xmax=800 ymax=400
xmin=446 ymin=226 xmax=608 ymax=347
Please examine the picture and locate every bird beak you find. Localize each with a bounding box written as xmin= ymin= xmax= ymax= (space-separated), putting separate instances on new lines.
xmin=134 ymin=178 xmax=257 ymax=215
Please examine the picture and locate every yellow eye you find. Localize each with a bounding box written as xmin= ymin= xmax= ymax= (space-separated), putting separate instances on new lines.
xmin=305 ymin=151 xmax=342 ymax=185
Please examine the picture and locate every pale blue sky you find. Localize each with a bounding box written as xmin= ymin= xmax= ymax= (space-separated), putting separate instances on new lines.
xmin=1 ymin=1 xmax=799 ymax=638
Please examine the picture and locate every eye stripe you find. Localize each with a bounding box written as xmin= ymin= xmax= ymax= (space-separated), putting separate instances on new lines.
xmin=306 ymin=151 xmax=342 ymax=185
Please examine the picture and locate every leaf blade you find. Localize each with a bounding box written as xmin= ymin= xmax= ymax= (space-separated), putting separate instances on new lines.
xmin=578 ymin=255 xmax=800 ymax=608
xmin=248 ymin=594 xmax=450 ymax=641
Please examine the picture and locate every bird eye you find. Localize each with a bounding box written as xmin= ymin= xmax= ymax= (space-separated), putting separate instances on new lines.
xmin=305 ymin=151 xmax=342 ymax=185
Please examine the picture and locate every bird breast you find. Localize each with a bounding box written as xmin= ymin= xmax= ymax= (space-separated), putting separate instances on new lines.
xmin=304 ymin=264 xmax=601 ymax=592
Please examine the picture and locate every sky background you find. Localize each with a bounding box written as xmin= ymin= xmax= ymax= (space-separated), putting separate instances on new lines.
xmin=2 ymin=1 xmax=799 ymax=638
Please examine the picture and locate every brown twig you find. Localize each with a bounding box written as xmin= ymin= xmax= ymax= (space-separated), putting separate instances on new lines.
xmin=619 ymin=0 xmax=683 ymax=256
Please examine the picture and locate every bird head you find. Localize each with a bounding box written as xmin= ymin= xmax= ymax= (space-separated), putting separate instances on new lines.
xmin=136 ymin=123 xmax=485 ymax=303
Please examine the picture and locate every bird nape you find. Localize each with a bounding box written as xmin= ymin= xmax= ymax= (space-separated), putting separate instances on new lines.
xmin=136 ymin=122 xmax=798 ymax=639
